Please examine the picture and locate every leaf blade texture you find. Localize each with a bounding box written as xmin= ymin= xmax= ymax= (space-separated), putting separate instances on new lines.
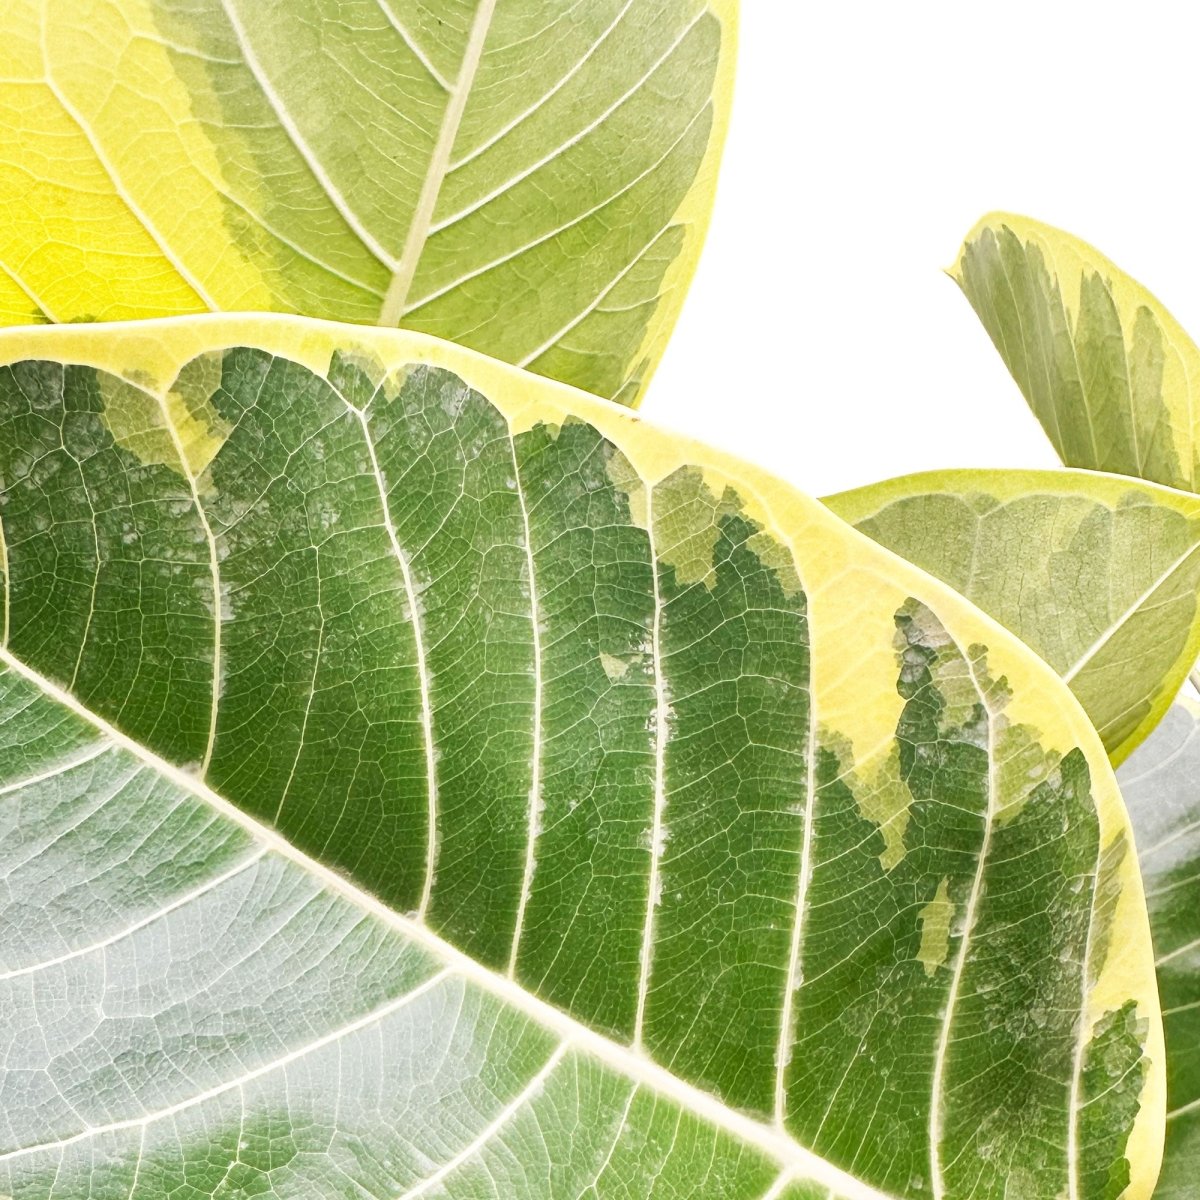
xmin=826 ymin=468 xmax=1200 ymax=764
xmin=953 ymin=212 xmax=1200 ymax=492
xmin=1118 ymin=701 xmax=1200 ymax=1198
xmin=0 ymin=315 xmax=1165 ymax=1199
xmin=0 ymin=0 xmax=737 ymax=405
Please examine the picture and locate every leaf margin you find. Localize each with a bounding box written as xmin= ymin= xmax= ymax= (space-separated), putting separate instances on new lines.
xmin=824 ymin=465 xmax=1200 ymax=766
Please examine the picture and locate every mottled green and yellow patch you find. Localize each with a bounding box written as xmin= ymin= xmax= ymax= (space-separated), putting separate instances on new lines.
xmin=828 ymin=467 xmax=1200 ymax=764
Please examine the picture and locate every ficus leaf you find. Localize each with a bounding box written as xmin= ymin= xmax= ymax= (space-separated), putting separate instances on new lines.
xmin=825 ymin=468 xmax=1200 ymax=765
xmin=1117 ymin=701 xmax=1200 ymax=1199
xmin=953 ymin=212 xmax=1200 ymax=493
xmin=0 ymin=0 xmax=737 ymax=406
xmin=0 ymin=315 xmax=1164 ymax=1199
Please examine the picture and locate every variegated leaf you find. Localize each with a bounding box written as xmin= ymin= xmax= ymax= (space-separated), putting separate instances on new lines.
xmin=0 ymin=316 xmax=1164 ymax=1199
xmin=953 ymin=212 xmax=1200 ymax=492
xmin=826 ymin=468 xmax=1200 ymax=765
xmin=0 ymin=0 xmax=737 ymax=405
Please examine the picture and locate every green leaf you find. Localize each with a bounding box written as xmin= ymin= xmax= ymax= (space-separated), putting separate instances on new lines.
xmin=0 ymin=315 xmax=1164 ymax=1199
xmin=0 ymin=0 xmax=737 ymax=406
xmin=1117 ymin=700 xmax=1200 ymax=1198
xmin=825 ymin=468 xmax=1200 ymax=765
xmin=953 ymin=212 xmax=1200 ymax=492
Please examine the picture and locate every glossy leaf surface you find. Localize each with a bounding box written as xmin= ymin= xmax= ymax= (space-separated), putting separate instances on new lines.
xmin=827 ymin=468 xmax=1200 ymax=764
xmin=0 ymin=0 xmax=737 ymax=405
xmin=1118 ymin=701 xmax=1200 ymax=1198
xmin=954 ymin=213 xmax=1200 ymax=492
xmin=0 ymin=316 xmax=1164 ymax=1199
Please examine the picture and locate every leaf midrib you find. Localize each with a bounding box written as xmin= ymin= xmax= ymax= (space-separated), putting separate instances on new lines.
xmin=0 ymin=641 xmax=900 ymax=1200
xmin=378 ymin=0 xmax=499 ymax=326
xmin=1061 ymin=540 xmax=1200 ymax=683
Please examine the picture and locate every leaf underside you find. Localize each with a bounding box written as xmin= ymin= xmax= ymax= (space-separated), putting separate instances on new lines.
xmin=0 ymin=316 xmax=1162 ymax=1200
xmin=1117 ymin=702 xmax=1200 ymax=1199
xmin=0 ymin=0 xmax=736 ymax=405
xmin=825 ymin=468 xmax=1200 ymax=765
xmin=954 ymin=212 xmax=1200 ymax=494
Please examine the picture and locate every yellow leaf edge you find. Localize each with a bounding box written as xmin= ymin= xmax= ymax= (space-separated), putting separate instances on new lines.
xmin=824 ymin=466 xmax=1200 ymax=768
xmin=625 ymin=0 xmax=739 ymax=407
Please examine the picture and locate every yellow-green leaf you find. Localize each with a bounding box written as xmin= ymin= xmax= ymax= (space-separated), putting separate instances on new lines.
xmin=826 ymin=468 xmax=1200 ymax=765
xmin=953 ymin=212 xmax=1200 ymax=491
xmin=0 ymin=0 xmax=737 ymax=406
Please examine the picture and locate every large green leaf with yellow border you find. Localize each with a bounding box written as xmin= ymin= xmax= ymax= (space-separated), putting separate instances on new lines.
xmin=0 ymin=0 xmax=736 ymax=406
xmin=825 ymin=468 xmax=1200 ymax=765
xmin=1117 ymin=700 xmax=1200 ymax=1199
xmin=953 ymin=212 xmax=1200 ymax=493
xmin=0 ymin=315 xmax=1164 ymax=1199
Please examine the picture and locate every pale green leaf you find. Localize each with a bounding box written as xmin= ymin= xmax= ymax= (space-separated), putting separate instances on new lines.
xmin=825 ymin=468 xmax=1200 ymax=765
xmin=953 ymin=212 xmax=1200 ymax=492
xmin=0 ymin=315 xmax=1164 ymax=1199
xmin=1118 ymin=700 xmax=1200 ymax=1199
xmin=0 ymin=0 xmax=737 ymax=405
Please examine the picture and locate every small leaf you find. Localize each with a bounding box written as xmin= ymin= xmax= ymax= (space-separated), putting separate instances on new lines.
xmin=953 ymin=212 xmax=1200 ymax=492
xmin=826 ymin=468 xmax=1200 ymax=764
xmin=0 ymin=0 xmax=738 ymax=405
xmin=0 ymin=315 xmax=1163 ymax=1198
xmin=1118 ymin=701 xmax=1200 ymax=1199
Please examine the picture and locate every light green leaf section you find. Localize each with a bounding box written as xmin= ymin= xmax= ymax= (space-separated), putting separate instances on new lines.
xmin=0 ymin=315 xmax=1164 ymax=1199
xmin=1117 ymin=700 xmax=1200 ymax=1199
xmin=953 ymin=212 xmax=1200 ymax=492
xmin=0 ymin=0 xmax=737 ymax=405
xmin=825 ymin=468 xmax=1200 ymax=765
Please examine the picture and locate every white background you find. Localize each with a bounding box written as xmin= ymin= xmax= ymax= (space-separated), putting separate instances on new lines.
xmin=652 ymin=1 xmax=1200 ymax=500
